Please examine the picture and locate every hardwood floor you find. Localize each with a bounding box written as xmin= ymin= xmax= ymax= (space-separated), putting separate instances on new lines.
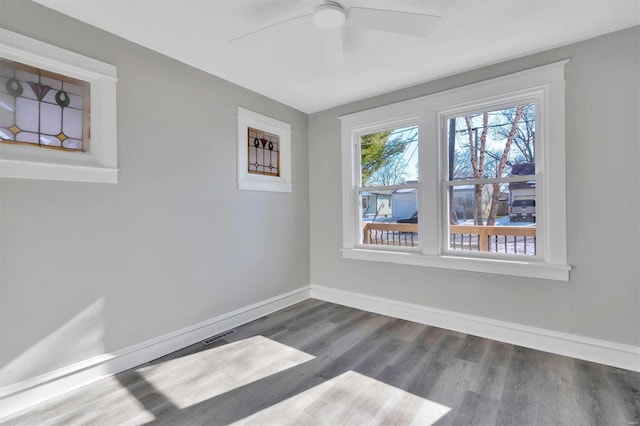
xmin=3 ymin=299 xmax=639 ymax=425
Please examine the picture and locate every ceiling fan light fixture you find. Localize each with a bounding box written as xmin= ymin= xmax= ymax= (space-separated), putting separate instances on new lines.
xmin=313 ymin=2 xmax=346 ymax=29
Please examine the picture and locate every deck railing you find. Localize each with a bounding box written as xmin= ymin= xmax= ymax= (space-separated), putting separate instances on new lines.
xmin=363 ymin=222 xmax=536 ymax=255
xmin=362 ymin=222 xmax=419 ymax=246
xmin=449 ymin=225 xmax=536 ymax=255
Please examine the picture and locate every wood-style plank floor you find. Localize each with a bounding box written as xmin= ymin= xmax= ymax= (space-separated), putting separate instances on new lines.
xmin=2 ymin=299 xmax=639 ymax=425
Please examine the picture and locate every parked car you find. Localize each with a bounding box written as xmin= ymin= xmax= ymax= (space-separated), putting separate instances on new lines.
xmin=509 ymin=199 xmax=536 ymax=222
xmin=397 ymin=211 xmax=418 ymax=223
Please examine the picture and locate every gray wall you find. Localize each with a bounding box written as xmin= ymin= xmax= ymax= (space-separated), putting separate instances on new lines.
xmin=309 ymin=27 xmax=640 ymax=347
xmin=0 ymin=0 xmax=637 ymax=392
xmin=0 ymin=0 xmax=309 ymax=387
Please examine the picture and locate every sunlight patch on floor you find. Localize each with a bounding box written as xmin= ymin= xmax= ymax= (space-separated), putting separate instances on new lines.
xmin=23 ymin=375 xmax=158 ymax=425
xmin=231 ymin=370 xmax=451 ymax=425
xmin=138 ymin=335 xmax=315 ymax=410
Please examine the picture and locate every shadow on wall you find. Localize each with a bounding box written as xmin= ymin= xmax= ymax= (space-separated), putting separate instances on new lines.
xmin=0 ymin=299 xmax=106 ymax=388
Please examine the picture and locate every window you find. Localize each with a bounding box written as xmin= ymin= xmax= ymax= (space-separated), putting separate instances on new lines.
xmin=359 ymin=124 xmax=419 ymax=248
xmin=1 ymin=59 xmax=90 ymax=152
xmin=237 ymin=107 xmax=292 ymax=193
xmin=445 ymin=102 xmax=538 ymax=257
xmin=0 ymin=29 xmax=117 ymax=183
xmin=341 ymin=61 xmax=570 ymax=280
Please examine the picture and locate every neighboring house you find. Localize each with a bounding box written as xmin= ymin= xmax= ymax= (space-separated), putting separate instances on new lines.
xmin=451 ymin=185 xmax=509 ymax=220
xmin=391 ymin=187 xmax=417 ymax=219
xmin=509 ymin=163 xmax=536 ymax=203
xmin=363 ymin=181 xmax=418 ymax=221
xmin=362 ymin=191 xmax=392 ymax=218
xmin=451 ymin=185 xmax=475 ymax=220
xmin=364 ymin=184 xmax=508 ymax=222
xmin=362 ymin=188 xmax=417 ymax=221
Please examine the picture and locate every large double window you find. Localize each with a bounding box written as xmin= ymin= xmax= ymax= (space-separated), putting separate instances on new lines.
xmin=341 ymin=62 xmax=570 ymax=280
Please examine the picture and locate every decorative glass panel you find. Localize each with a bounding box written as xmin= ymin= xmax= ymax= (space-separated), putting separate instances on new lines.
xmin=0 ymin=59 xmax=90 ymax=151
xmin=247 ymin=127 xmax=280 ymax=177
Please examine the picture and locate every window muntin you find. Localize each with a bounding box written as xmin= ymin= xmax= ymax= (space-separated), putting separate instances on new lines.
xmin=444 ymin=102 xmax=538 ymax=258
xmin=0 ymin=59 xmax=90 ymax=152
xmin=357 ymin=125 xmax=419 ymax=248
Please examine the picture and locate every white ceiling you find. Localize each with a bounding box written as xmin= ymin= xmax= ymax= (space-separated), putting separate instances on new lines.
xmin=34 ymin=0 xmax=640 ymax=113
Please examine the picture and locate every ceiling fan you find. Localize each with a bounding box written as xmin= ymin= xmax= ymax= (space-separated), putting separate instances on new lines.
xmin=230 ymin=1 xmax=441 ymax=56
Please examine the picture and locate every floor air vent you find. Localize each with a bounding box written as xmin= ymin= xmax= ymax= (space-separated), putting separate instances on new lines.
xmin=201 ymin=329 xmax=236 ymax=346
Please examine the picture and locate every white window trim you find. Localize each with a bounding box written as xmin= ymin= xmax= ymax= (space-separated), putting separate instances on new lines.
xmin=237 ymin=107 xmax=292 ymax=193
xmin=0 ymin=28 xmax=118 ymax=183
xmin=340 ymin=60 xmax=570 ymax=281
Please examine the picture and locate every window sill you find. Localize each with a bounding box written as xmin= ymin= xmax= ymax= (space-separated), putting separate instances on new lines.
xmin=0 ymin=157 xmax=118 ymax=183
xmin=341 ymin=248 xmax=570 ymax=281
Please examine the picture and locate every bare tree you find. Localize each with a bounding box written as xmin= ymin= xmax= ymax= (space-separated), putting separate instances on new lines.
xmin=491 ymin=103 xmax=535 ymax=166
xmin=486 ymin=105 xmax=525 ymax=225
xmin=367 ymin=156 xmax=408 ymax=186
xmin=464 ymin=113 xmax=489 ymax=225
xmin=460 ymin=104 xmax=526 ymax=226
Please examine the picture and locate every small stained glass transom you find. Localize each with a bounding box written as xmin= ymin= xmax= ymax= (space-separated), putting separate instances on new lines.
xmin=247 ymin=127 xmax=280 ymax=177
xmin=0 ymin=58 xmax=90 ymax=152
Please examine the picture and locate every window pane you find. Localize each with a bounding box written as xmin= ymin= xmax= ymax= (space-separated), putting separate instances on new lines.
xmin=40 ymin=102 xmax=62 ymax=135
xmin=40 ymin=76 xmax=62 ymax=90
xmin=247 ymin=127 xmax=280 ymax=177
xmin=360 ymin=189 xmax=419 ymax=247
xmin=0 ymin=92 xmax=15 ymax=128
xmin=448 ymin=183 xmax=536 ymax=256
xmin=63 ymin=107 xmax=83 ymax=139
xmin=445 ymin=103 xmax=537 ymax=256
xmin=39 ymin=134 xmax=62 ymax=147
xmin=360 ymin=125 xmax=418 ymax=187
xmin=15 ymin=131 xmax=38 ymax=143
xmin=0 ymin=59 xmax=89 ymax=152
xmin=15 ymin=97 xmax=39 ymax=131
xmin=448 ymin=103 xmax=535 ymax=181
xmin=64 ymin=138 xmax=82 ymax=150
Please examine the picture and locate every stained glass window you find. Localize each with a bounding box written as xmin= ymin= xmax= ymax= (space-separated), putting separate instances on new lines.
xmin=0 ymin=58 xmax=90 ymax=151
xmin=247 ymin=127 xmax=280 ymax=177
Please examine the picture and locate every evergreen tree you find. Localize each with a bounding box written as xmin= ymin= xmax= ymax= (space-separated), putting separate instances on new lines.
xmin=360 ymin=131 xmax=405 ymax=186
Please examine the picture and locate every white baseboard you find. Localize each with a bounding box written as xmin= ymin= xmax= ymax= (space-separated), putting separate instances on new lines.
xmin=3 ymin=283 xmax=638 ymax=420
xmin=310 ymin=284 xmax=640 ymax=372
xmin=0 ymin=286 xmax=310 ymax=419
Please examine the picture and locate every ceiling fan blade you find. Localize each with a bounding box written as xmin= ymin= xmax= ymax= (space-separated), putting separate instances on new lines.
xmin=340 ymin=27 xmax=365 ymax=58
xmin=346 ymin=7 xmax=440 ymax=38
xmin=245 ymin=0 xmax=309 ymax=21
xmin=229 ymin=13 xmax=312 ymax=43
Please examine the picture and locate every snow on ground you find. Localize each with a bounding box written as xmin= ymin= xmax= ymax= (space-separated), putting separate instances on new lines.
xmin=457 ymin=216 xmax=535 ymax=227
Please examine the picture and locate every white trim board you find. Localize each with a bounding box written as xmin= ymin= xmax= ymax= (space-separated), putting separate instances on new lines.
xmin=0 ymin=286 xmax=310 ymax=420
xmin=2 ymin=284 xmax=638 ymax=419
xmin=310 ymin=284 xmax=640 ymax=372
